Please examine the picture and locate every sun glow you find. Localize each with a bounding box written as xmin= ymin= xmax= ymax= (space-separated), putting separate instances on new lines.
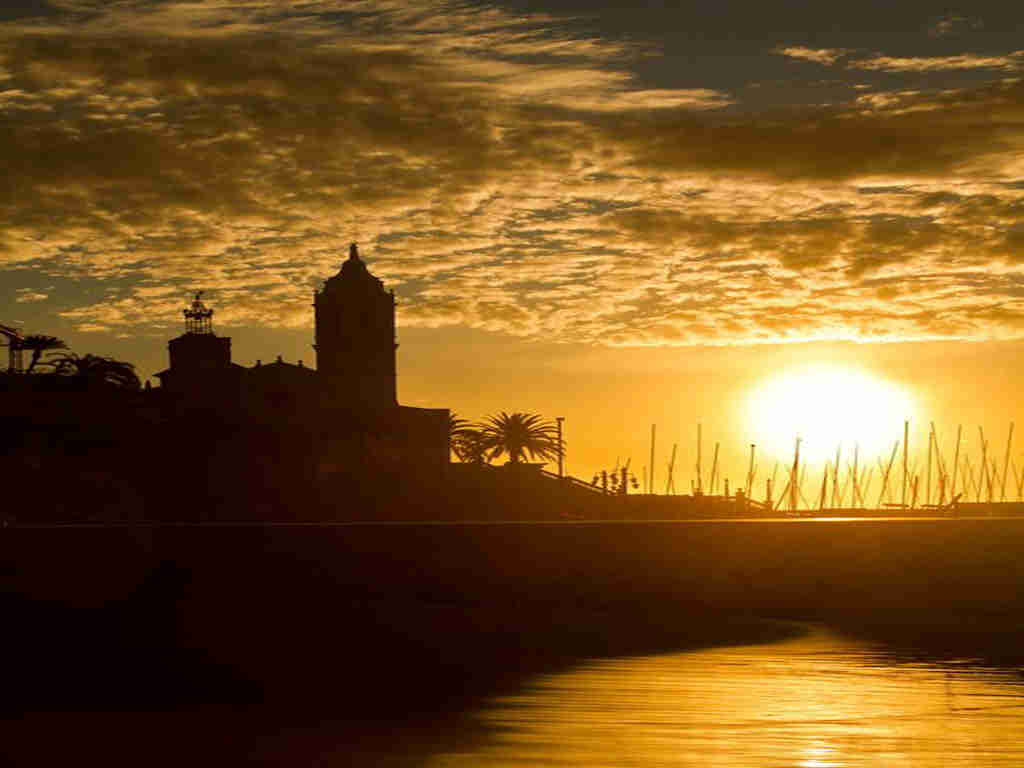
xmin=744 ymin=365 xmax=917 ymax=467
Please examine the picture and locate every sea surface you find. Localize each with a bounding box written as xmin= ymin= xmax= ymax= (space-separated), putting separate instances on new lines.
xmin=428 ymin=627 xmax=1024 ymax=767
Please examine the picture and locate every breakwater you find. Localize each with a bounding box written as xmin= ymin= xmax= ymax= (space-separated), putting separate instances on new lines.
xmin=8 ymin=518 xmax=1024 ymax=613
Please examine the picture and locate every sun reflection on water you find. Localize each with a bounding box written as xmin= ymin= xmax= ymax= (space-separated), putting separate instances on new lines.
xmin=800 ymin=740 xmax=839 ymax=768
xmin=428 ymin=628 xmax=1024 ymax=767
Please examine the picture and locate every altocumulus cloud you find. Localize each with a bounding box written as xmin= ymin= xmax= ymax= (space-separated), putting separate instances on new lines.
xmin=1 ymin=0 xmax=1024 ymax=345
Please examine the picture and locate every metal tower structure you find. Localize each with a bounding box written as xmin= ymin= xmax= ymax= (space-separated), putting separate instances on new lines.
xmin=0 ymin=323 xmax=24 ymax=373
xmin=184 ymin=292 xmax=214 ymax=335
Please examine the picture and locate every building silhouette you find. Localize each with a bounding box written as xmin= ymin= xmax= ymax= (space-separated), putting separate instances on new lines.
xmin=157 ymin=292 xmax=236 ymax=390
xmin=154 ymin=245 xmax=449 ymax=480
xmin=3 ymin=245 xmax=612 ymax=522
xmin=315 ymin=243 xmax=397 ymax=409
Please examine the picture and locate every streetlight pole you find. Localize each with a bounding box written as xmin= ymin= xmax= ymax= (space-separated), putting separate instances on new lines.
xmin=556 ymin=417 xmax=565 ymax=479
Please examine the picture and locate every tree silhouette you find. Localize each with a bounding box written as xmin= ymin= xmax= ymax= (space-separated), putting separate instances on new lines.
xmin=20 ymin=335 xmax=67 ymax=373
xmin=448 ymin=413 xmax=491 ymax=464
xmin=447 ymin=413 xmax=472 ymax=441
xmin=453 ymin=429 xmax=493 ymax=464
xmin=477 ymin=412 xmax=560 ymax=465
xmin=46 ymin=353 xmax=141 ymax=391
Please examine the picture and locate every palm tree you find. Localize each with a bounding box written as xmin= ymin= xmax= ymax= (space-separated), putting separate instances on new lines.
xmin=46 ymin=353 xmax=141 ymax=391
xmin=448 ymin=413 xmax=491 ymax=464
xmin=448 ymin=413 xmax=473 ymax=441
xmin=477 ymin=412 xmax=560 ymax=465
xmin=20 ymin=335 xmax=67 ymax=373
xmin=453 ymin=429 xmax=493 ymax=464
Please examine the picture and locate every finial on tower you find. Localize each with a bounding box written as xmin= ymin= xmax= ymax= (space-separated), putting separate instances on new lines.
xmin=184 ymin=291 xmax=214 ymax=334
xmin=349 ymin=243 xmax=360 ymax=261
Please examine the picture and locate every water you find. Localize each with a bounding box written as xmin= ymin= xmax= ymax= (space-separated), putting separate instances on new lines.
xmin=429 ymin=628 xmax=1024 ymax=767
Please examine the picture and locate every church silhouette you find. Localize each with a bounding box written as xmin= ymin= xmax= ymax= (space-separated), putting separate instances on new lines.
xmin=154 ymin=244 xmax=450 ymax=481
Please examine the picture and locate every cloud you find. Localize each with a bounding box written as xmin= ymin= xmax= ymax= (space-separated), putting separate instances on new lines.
xmin=15 ymin=288 xmax=47 ymax=302
xmin=774 ymin=47 xmax=850 ymax=66
xmin=1 ymin=1 xmax=1024 ymax=348
xmin=775 ymin=39 xmax=1024 ymax=74
xmin=850 ymin=52 xmax=1024 ymax=73
xmin=604 ymin=79 xmax=1024 ymax=182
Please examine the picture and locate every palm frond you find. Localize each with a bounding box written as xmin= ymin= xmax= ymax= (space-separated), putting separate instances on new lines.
xmin=20 ymin=335 xmax=67 ymax=373
xmin=476 ymin=411 xmax=561 ymax=464
xmin=45 ymin=353 xmax=141 ymax=391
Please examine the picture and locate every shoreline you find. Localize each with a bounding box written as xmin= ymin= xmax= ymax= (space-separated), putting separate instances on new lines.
xmin=1 ymin=590 xmax=804 ymax=766
xmin=6 ymin=518 xmax=1024 ymax=763
xmin=8 ymin=606 xmax=1023 ymax=767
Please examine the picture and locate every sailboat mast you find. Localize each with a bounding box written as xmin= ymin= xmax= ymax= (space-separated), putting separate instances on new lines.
xmin=1001 ymin=423 xmax=1014 ymax=502
xmin=649 ymin=424 xmax=656 ymax=496
xmin=696 ymin=423 xmax=703 ymax=495
xmin=902 ymin=420 xmax=909 ymax=509
xmin=926 ymin=430 xmax=933 ymax=507
xmin=746 ymin=444 xmax=756 ymax=499
xmin=950 ymin=425 xmax=962 ymax=501
xmin=852 ymin=444 xmax=860 ymax=508
xmin=831 ymin=444 xmax=841 ymax=508
xmin=978 ymin=427 xmax=989 ymax=503
xmin=819 ymin=462 xmax=828 ymax=512
xmin=879 ymin=441 xmax=899 ymax=508
xmin=790 ymin=437 xmax=801 ymax=513
xmin=666 ymin=443 xmax=677 ymax=495
xmin=710 ymin=442 xmax=720 ymax=495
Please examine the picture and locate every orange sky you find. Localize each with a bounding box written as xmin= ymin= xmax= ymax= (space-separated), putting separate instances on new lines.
xmin=395 ymin=331 xmax=1024 ymax=496
xmin=4 ymin=1 xmax=1024 ymax=499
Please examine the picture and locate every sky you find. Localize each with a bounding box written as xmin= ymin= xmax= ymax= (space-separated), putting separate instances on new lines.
xmin=3 ymin=1 xmax=1024 ymax=495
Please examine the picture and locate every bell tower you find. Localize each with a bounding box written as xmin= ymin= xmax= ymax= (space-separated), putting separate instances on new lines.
xmin=168 ymin=292 xmax=231 ymax=374
xmin=314 ymin=244 xmax=397 ymax=408
xmin=155 ymin=292 xmax=233 ymax=393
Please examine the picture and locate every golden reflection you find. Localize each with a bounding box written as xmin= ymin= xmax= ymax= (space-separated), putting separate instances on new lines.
xmin=799 ymin=740 xmax=839 ymax=767
xmin=429 ymin=628 xmax=1024 ymax=767
xmin=743 ymin=364 xmax=917 ymax=466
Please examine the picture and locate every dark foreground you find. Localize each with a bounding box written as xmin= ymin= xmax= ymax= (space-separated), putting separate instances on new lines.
xmin=4 ymin=519 xmax=1024 ymax=765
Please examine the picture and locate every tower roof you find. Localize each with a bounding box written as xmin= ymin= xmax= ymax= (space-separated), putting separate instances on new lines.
xmin=322 ymin=243 xmax=386 ymax=295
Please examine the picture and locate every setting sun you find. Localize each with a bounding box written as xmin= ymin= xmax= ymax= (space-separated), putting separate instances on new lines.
xmin=743 ymin=365 xmax=917 ymax=467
